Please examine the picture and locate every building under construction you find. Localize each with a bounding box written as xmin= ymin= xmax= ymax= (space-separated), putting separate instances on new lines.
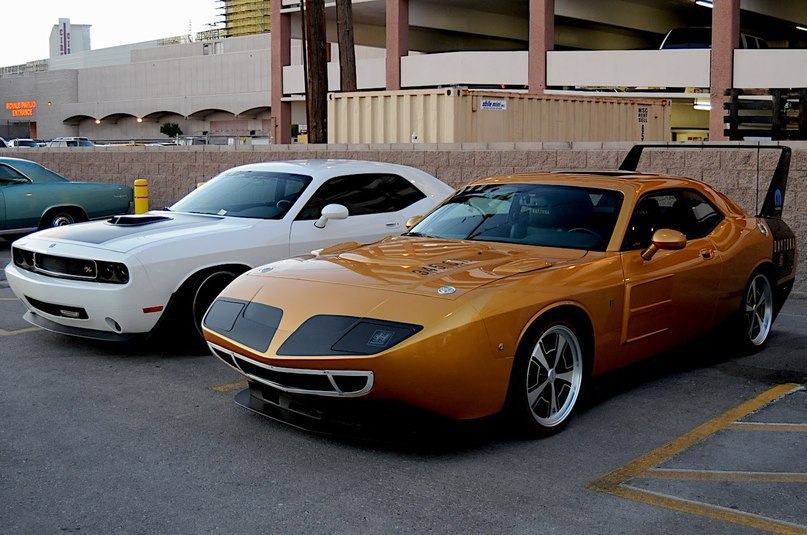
xmin=218 ymin=0 xmax=270 ymax=37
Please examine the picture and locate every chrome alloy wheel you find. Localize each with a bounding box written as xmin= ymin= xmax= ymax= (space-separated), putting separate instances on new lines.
xmin=51 ymin=213 xmax=75 ymax=226
xmin=525 ymin=324 xmax=583 ymax=428
xmin=745 ymin=274 xmax=773 ymax=347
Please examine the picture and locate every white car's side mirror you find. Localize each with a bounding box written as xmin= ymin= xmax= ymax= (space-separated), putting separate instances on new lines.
xmin=314 ymin=203 xmax=349 ymax=229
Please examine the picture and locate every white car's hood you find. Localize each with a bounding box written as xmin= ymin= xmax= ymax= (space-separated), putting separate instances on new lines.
xmin=26 ymin=212 xmax=257 ymax=254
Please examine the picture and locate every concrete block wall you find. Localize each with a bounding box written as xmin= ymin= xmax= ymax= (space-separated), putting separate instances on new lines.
xmin=4 ymin=141 xmax=805 ymax=295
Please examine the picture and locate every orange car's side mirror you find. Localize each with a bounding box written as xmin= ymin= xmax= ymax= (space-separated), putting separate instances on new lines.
xmin=641 ymin=229 xmax=687 ymax=261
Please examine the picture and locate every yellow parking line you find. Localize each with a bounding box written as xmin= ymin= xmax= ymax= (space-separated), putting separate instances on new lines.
xmin=643 ymin=468 xmax=807 ymax=483
xmin=728 ymin=422 xmax=807 ymax=432
xmin=607 ymin=486 xmax=807 ymax=535
xmin=0 ymin=327 xmax=40 ymax=336
xmin=212 ymin=381 xmax=248 ymax=393
xmin=588 ymin=383 xmax=805 ymax=534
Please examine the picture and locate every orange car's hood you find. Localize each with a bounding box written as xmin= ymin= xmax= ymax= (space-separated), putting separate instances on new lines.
xmin=258 ymin=236 xmax=588 ymax=299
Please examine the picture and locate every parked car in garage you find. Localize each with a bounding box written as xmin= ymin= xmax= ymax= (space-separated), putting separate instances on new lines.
xmin=0 ymin=156 xmax=132 ymax=237
xmin=6 ymin=160 xmax=454 ymax=347
xmin=203 ymin=145 xmax=797 ymax=436
xmin=10 ymin=138 xmax=39 ymax=148
xmin=48 ymin=137 xmax=97 ymax=147
xmin=660 ymin=27 xmax=768 ymax=49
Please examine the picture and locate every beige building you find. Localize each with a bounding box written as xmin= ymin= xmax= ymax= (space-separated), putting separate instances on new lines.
xmin=2 ymin=1 xmax=807 ymax=143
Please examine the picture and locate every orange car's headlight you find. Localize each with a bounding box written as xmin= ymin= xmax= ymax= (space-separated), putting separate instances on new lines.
xmin=277 ymin=315 xmax=423 ymax=357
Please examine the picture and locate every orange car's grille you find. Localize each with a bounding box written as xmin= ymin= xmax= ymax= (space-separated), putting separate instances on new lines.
xmin=209 ymin=344 xmax=373 ymax=397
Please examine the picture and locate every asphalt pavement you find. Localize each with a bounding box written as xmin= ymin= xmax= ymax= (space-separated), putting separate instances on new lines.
xmin=0 ymin=237 xmax=805 ymax=534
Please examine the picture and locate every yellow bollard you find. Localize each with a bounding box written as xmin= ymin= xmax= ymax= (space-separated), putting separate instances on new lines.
xmin=134 ymin=179 xmax=149 ymax=214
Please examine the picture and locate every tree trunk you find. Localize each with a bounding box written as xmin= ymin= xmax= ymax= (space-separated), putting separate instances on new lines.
xmin=336 ymin=0 xmax=357 ymax=92
xmin=303 ymin=0 xmax=328 ymax=143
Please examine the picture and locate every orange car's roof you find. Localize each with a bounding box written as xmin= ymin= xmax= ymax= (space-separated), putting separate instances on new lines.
xmin=470 ymin=171 xmax=707 ymax=197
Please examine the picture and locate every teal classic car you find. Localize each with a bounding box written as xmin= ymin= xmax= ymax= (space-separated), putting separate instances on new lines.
xmin=0 ymin=157 xmax=133 ymax=237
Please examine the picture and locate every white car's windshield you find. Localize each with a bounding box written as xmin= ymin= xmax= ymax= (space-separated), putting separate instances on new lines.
xmin=408 ymin=183 xmax=623 ymax=251
xmin=170 ymin=170 xmax=312 ymax=219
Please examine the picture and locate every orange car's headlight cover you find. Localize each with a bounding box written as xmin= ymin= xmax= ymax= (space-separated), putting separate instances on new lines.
xmin=277 ymin=315 xmax=423 ymax=357
xmin=204 ymin=298 xmax=283 ymax=353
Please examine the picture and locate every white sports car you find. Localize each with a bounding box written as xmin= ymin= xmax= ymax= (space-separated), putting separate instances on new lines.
xmin=5 ymin=160 xmax=453 ymax=345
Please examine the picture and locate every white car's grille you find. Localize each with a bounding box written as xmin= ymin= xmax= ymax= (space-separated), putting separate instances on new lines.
xmin=12 ymin=247 xmax=129 ymax=284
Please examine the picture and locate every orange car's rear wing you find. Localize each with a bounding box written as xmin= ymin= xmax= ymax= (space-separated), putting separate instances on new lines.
xmin=619 ymin=144 xmax=791 ymax=219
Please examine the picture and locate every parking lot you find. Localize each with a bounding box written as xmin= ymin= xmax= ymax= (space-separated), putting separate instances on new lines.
xmin=1 ymin=237 xmax=805 ymax=534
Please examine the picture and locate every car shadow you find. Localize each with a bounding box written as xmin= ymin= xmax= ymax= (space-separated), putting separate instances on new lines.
xmin=48 ymin=329 xmax=211 ymax=361
xmin=248 ymin=326 xmax=805 ymax=454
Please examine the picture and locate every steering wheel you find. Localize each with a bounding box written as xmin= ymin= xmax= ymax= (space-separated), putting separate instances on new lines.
xmin=275 ymin=199 xmax=292 ymax=210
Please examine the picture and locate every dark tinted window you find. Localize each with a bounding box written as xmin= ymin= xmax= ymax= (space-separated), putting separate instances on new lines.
xmin=409 ymin=183 xmax=623 ymax=251
xmin=660 ymin=27 xmax=711 ymax=49
xmin=297 ymin=173 xmax=426 ymax=220
xmin=0 ymin=164 xmax=29 ymax=183
xmin=171 ymin=170 xmax=311 ymax=219
xmin=622 ymin=189 xmax=724 ymax=250
xmin=7 ymin=160 xmax=68 ymax=183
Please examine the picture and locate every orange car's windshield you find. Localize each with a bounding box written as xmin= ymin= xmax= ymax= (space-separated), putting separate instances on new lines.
xmin=407 ymin=183 xmax=623 ymax=251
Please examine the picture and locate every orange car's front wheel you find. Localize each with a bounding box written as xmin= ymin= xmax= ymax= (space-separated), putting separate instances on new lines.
xmin=507 ymin=319 xmax=586 ymax=436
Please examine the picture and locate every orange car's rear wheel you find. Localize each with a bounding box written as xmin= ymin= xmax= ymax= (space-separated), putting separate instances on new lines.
xmin=507 ymin=319 xmax=585 ymax=436
xmin=740 ymin=272 xmax=774 ymax=349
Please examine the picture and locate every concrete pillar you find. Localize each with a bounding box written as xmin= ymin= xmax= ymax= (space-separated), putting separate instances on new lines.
xmin=709 ymin=0 xmax=740 ymax=141
xmin=386 ymin=0 xmax=409 ymax=91
xmin=528 ymin=0 xmax=554 ymax=94
xmin=271 ymin=0 xmax=292 ymax=144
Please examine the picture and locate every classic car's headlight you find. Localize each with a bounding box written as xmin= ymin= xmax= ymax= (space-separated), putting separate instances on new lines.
xmin=277 ymin=315 xmax=423 ymax=357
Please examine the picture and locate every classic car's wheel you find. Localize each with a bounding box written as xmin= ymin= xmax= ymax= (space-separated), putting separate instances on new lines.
xmin=41 ymin=208 xmax=86 ymax=229
xmin=507 ymin=319 xmax=586 ymax=435
xmin=737 ymin=272 xmax=774 ymax=349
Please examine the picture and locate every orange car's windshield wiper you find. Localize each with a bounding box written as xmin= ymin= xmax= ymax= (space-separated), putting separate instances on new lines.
xmin=402 ymin=231 xmax=434 ymax=238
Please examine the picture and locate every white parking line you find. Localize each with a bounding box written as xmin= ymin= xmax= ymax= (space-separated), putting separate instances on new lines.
xmin=0 ymin=327 xmax=40 ymax=336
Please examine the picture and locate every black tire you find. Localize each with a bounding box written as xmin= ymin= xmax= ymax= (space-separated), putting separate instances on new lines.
xmin=191 ymin=270 xmax=238 ymax=338
xmin=505 ymin=317 xmax=588 ymax=436
xmin=734 ymin=271 xmax=774 ymax=352
xmin=40 ymin=208 xmax=86 ymax=229
xmin=161 ymin=268 xmax=243 ymax=352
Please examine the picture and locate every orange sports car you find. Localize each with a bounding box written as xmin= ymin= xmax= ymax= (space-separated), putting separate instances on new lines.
xmin=202 ymin=145 xmax=798 ymax=436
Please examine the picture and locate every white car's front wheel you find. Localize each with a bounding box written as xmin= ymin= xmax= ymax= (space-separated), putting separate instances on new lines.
xmin=191 ymin=270 xmax=239 ymax=340
xmin=162 ymin=267 xmax=247 ymax=351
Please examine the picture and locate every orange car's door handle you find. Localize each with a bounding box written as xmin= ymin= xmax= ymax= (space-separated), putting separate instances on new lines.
xmin=700 ymin=248 xmax=716 ymax=260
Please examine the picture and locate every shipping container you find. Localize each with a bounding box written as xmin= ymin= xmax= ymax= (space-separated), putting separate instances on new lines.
xmin=327 ymin=89 xmax=671 ymax=144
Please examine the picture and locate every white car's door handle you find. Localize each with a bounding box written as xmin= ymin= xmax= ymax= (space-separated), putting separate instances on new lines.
xmin=386 ymin=222 xmax=400 ymax=228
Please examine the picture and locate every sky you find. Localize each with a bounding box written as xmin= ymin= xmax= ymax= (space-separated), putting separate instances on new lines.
xmin=0 ymin=0 xmax=220 ymax=67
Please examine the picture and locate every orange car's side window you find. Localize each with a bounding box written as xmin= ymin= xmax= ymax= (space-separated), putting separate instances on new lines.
xmin=622 ymin=189 xmax=724 ymax=250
